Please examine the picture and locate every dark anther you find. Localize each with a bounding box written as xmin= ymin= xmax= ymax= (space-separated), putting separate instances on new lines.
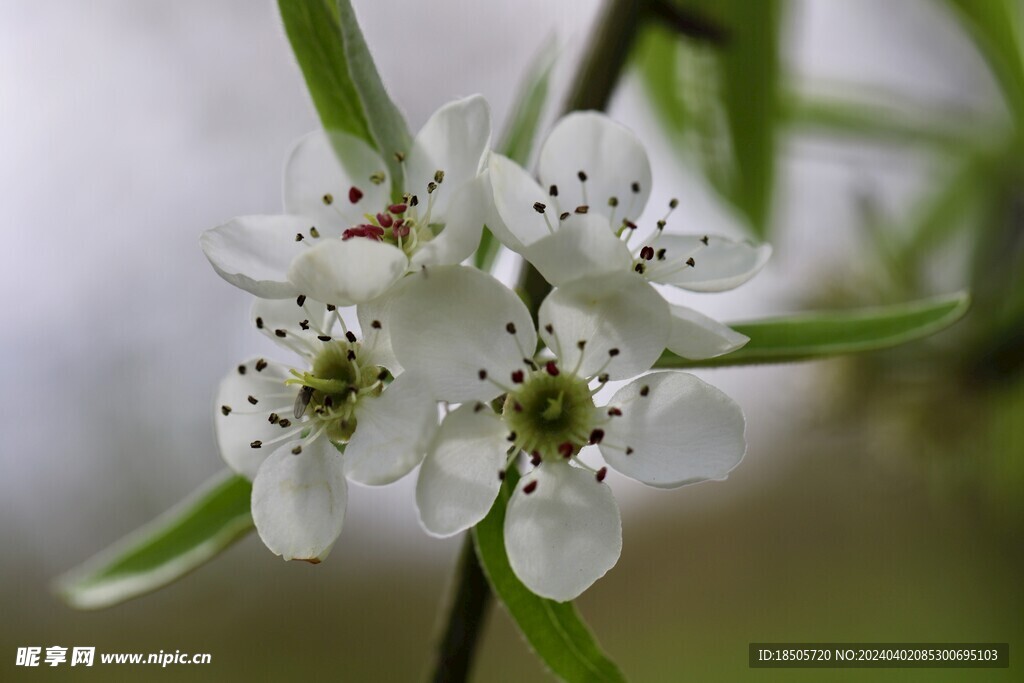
xmin=394 ymin=151 xmax=405 ymax=163
xmin=530 ymin=453 xmax=542 ymax=467
xmin=237 ymin=364 xmax=246 ymax=375
xmin=323 ymin=396 xmax=334 ymax=409
xmin=589 ymin=429 xmax=605 ymax=444
xmin=250 ymin=440 xmax=262 ymax=449
xmin=574 ymin=205 xmax=589 ymax=214
xmin=523 ymin=480 xmax=538 ymax=494
xmin=220 ymin=405 xmax=232 ymax=416
xmin=377 ymin=369 xmax=389 ymax=382
xmin=631 ymin=181 xmax=641 ymax=193
xmin=608 ymin=348 xmax=620 ymax=357
xmin=275 ymin=329 xmax=287 ymax=338
xmin=549 ymin=184 xmax=558 ymax=197
xmin=279 ymin=419 xmax=292 ymax=428
xmin=559 ymin=212 xmax=570 ymax=220
xmin=474 ymin=402 xmax=486 ymax=413
xmin=309 ymin=227 xmax=320 ymax=238
xmin=346 ymin=349 xmax=356 ymax=361
xmin=255 ymin=316 xmax=264 ymax=329
xmin=498 ymin=469 xmax=506 ymax=480
xmin=523 ymin=357 xmax=538 ymax=370
xmin=669 ymin=198 xmax=679 ymax=209
xmin=577 ymin=170 xmax=587 ymax=182
xmin=701 ymin=235 xmax=709 ymax=245
xmin=269 ymin=413 xmax=279 ymax=424
xmin=625 ymin=446 xmax=635 ymax=455
xmin=686 ymin=257 xmax=696 ymax=267
xmin=349 ymin=187 xmax=363 ymax=203
xmin=371 ymin=320 xmax=382 ymax=330
xmin=410 ymin=195 xmax=419 ymax=207
xmin=427 ymin=181 xmax=437 ymax=194
xmin=558 ymin=442 xmax=574 ymax=458
xmin=505 ymin=322 xmax=517 ymax=334
xmin=292 ymin=445 xmax=303 ymax=455
xmin=656 ymin=219 xmax=666 ymax=230
xmin=322 ymin=193 xmax=334 ymax=205
xmin=544 ymin=323 xmax=554 ymax=334
xmin=656 ymin=248 xmax=667 ymax=261
xmin=478 ymin=369 xmax=488 ymax=380
xmin=545 ymin=361 xmax=560 ymax=376
xmin=511 ymin=369 xmax=524 ymax=384
xmin=299 ymin=320 xmax=309 ymax=330
xmin=623 ymin=219 xmax=637 ymax=230
xmin=640 ymin=246 xmax=655 ymax=261
xmin=317 ymin=335 xmax=332 ymax=342
xmin=639 ymin=385 xmax=650 ymax=397
xmin=596 ymin=467 xmax=608 ymax=482
xmin=434 ymin=169 xmax=445 ymax=184
xmin=607 ymin=407 xmax=622 ymax=417
xmin=577 ymin=339 xmax=587 ymax=350
xmin=326 ymin=304 xmax=336 ymax=312
xmin=345 ymin=331 xmax=357 ymax=343
xmin=598 ymin=373 xmax=610 ymax=383
xmin=634 ymin=263 xmax=645 ymax=274
xmin=608 ymin=196 xmax=619 ymax=207
xmin=507 ymin=432 xmax=517 ymax=442
xmin=295 ymin=233 xmax=304 ymax=242
xmin=533 ymin=202 xmax=546 ymax=213
xmin=256 ymin=359 xmax=268 ymax=372
xmin=296 ymin=294 xmax=307 ymax=307
xmin=247 ymin=395 xmax=258 ymax=405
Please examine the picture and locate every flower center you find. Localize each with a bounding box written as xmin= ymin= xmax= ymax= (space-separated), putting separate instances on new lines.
xmin=503 ymin=370 xmax=597 ymax=461
xmin=287 ymin=341 xmax=386 ymax=442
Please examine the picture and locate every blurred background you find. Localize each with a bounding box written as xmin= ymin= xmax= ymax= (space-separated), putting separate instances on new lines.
xmin=1 ymin=0 xmax=1021 ymax=680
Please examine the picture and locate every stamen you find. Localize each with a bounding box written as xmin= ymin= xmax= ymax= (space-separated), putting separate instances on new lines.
xmin=221 ymin=405 xmax=232 ymax=416
xmin=557 ymin=442 xmax=574 ymax=458
xmin=349 ymin=187 xmax=363 ymax=203
xmin=247 ymin=395 xmax=258 ymax=405
xmin=296 ymin=294 xmax=307 ymax=307
xmin=523 ymin=480 xmax=538 ymax=495
xmin=322 ymin=193 xmax=334 ymax=205
xmin=545 ymin=361 xmax=560 ymax=377
xmin=291 ymin=445 xmax=303 ymax=455
xmin=596 ymin=466 xmax=608 ymax=482
xmin=549 ymin=184 xmax=558 ymax=197
xmin=589 ymin=429 xmax=605 ymax=444
xmin=255 ymin=317 xmax=264 ymax=329
xmin=237 ymin=365 xmax=246 ymax=375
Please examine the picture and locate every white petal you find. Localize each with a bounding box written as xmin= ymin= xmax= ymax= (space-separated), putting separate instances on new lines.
xmin=601 ymin=372 xmax=746 ymax=488
xmin=504 ymin=463 xmax=622 ymax=602
xmin=488 ymin=153 xmax=558 ymax=250
xmin=389 ymin=266 xmax=537 ymax=403
xmin=284 ymin=130 xmax=390 ymax=229
xmin=200 ymin=215 xmax=308 ymax=298
xmin=538 ymin=273 xmax=669 ymax=380
xmin=666 ymin=304 xmax=749 ymax=360
xmin=287 ymin=238 xmax=409 ymax=306
xmin=214 ymin=358 xmax=300 ymax=480
xmin=356 ymin=290 xmax=402 ymax=373
xmin=405 ymin=95 xmax=491 ymax=218
xmin=646 ymin=235 xmax=771 ymax=292
xmin=343 ymin=373 xmax=439 ymax=486
xmin=251 ymin=436 xmax=347 ymax=562
xmin=523 ymin=214 xmax=632 ymax=286
xmin=415 ymin=404 xmax=508 ymax=537
xmin=251 ymin=296 xmax=332 ymax=354
xmin=538 ymin=111 xmax=651 ymax=224
xmin=410 ymin=174 xmax=488 ymax=269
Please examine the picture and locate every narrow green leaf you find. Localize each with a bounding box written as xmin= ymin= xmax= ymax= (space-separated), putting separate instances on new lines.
xmin=278 ymin=0 xmax=372 ymax=143
xmin=473 ymin=468 xmax=627 ymax=683
xmin=55 ymin=471 xmax=253 ymax=610
xmin=475 ymin=42 xmax=559 ymax=271
xmin=655 ymin=292 xmax=971 ymax=369
xmin=336 ymin=0 xmax=411 ymax=197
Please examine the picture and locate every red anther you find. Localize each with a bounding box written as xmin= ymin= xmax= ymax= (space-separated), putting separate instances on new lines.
xmin=589 ymin=429 xmax=605 ymax=444
xmin=558 ymin=442 xmax=574 ymax=458
xmin=523 ymin=480 xmax=538 ymax=494
xmin=511 ymin=369 xmax=524 ymax=384
xmin=388 ymin=203 xmax=408 ymax=214
xmin=342 ymin=225 xmax=385 ymax=241
xmin=377 ymin=212 xmax=394 ymax=228
xmin=349 ymin=186 xmax=364 ymax=203
xmin=393 ymin=221 xmax=410 ymax=238
xmin=607 ymin=407 xmax=622 ymax=417
xmin=530 ymin=453 xmax=542 ymax=467
xmin=596 ymin=466 xmax=608 ymax=482
xmin=640 ymin=246 xmax=655 ymax=261
xmin=545 ymin=361 xmax=560 ymax=376
xmin=623 ymin=219 xmax=637 ymax=230
xmin=513 ymin=401 xmax=523 ymax=412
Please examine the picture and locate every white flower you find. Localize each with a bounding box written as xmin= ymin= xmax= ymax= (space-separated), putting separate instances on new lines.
xmin=387 ymin=266 xmax=746 ymax=601
xmin=215 ymin=296 xmax=437 ymax=562
xmin=201 ymin=95 xmax=493 ymax=306
xmin=486 ymin=111 xmax=772 ymax=360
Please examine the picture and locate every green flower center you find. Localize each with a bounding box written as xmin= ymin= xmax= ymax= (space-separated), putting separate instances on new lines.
xmin=286 ymin=341 xmax=385 ymax=442
xmin=503 ymin=370 xmax=597 ymax=461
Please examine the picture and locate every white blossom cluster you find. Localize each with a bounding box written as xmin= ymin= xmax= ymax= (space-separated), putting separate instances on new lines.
xmin=201 ymin=96 xmax=769 ymax=600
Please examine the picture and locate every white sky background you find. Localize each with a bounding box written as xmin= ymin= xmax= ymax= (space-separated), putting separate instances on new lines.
xmin=0 ymin=0 xmax=999 ymax=578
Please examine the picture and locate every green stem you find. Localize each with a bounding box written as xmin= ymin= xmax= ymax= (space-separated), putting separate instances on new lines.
xmin=428 ymin=1 xmax=649 ymax=680
xmin=429 ymin=536 xmax=492 ymax=683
